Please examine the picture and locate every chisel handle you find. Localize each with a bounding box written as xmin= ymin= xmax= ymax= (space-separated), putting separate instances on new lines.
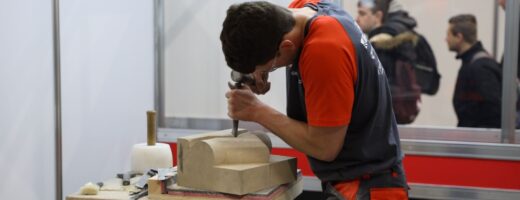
xmin=147 ymin=111 xmax=157 ymax=146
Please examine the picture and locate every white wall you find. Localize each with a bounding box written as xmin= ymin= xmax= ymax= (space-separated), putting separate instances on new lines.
xmin=60 ymin=0 xmax=154 ymax=197
xmin=0 ymin=1 xmax=56 ymax=200
xmin=164 ymin=0 xmax=292 ymax=119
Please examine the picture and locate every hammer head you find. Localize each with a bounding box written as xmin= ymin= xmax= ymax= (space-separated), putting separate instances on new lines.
xmin=230 ymin=71 xmax=255 ymax=87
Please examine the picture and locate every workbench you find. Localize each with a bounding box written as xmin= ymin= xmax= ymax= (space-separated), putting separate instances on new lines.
xmin=66 ymin=171 xmax=302 ymax=200
xmin=66 ymin=176 xmax=146 ymax=200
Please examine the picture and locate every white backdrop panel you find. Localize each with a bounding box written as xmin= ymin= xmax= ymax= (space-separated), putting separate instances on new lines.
xmin=0 ymin=0 xmax=56 ymax=199
xmin=164 ymin=0 xmax=292 ymax=119
xmin=61 ymin=0 xmax=154 ymax=197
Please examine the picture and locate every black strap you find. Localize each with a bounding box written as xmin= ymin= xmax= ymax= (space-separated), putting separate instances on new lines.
xmin=470 ymin=51 xmax=503 ymax=88
xmin=304 ymin=2 xmax=319 ymax=11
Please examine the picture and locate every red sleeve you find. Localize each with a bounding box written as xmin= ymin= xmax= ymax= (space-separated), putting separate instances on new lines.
xmin=288 ymin=0 xmax=320 ymax=8
xmin=299 ymin=16 xmax=358 ymax=127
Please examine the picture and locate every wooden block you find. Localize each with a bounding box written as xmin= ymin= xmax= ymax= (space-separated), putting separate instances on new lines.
xmin=148 ymin=175 xmax=164 ymax=197
xmin=176 ymin=130 xmax=297 ymax=195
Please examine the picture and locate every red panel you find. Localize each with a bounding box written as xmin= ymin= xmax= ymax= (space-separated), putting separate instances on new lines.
xmin=271 ymin=148 xmax=315 ymax=176
xmin=403 ymin=155 xmax=520 ymax=190
xmin=167 ymin=143 xmax=177 ymax=166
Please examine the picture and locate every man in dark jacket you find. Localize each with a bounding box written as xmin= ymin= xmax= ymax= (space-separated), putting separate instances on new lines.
xmin=357 ymin=0 xmax=422 ymax=124
xmin=446 ymin=14 xmax=502 ymax=128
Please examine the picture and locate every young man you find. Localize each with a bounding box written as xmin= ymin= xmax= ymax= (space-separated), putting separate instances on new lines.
xmin=357 ymin=0 xmax=423 ymax=124
xmin=446 ymin=14 xmax=502 ymax=128
xmin=356 ymin=0 xmax=387 ymax=34
xmin=220 ymin=0 xmax=408 ymax=199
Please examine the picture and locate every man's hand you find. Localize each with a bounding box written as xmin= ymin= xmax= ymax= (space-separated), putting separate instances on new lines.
xmin=226 ymin=86 xmax=266 ymax=121
xmin=226 ymin=85 xmax=348 ymax=162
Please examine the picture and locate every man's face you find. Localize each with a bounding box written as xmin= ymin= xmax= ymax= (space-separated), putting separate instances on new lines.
xmin=249 ymin=57 xmax=275 ymax=95
xmin=446 ymin=24 xmax=461 ymax=52
xmin=498 ymin=0 xmax=506 ymax=9
xmin=249 ymin=45 xmax=296 ymax=95
xmin=357 ymin=5 xmax=379 ymax=34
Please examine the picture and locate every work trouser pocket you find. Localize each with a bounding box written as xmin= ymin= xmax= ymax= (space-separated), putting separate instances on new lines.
xmin=323 ymin=180 xmax=360 ymax=200
xmin=369 ymin=187 xmax=408 ymax=200
xmin=322 ymin=180 xmax=359 ymax=200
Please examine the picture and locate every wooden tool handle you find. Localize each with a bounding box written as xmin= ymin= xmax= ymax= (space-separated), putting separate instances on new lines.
xmin=147 ymin=111 xmax=157 ymax=146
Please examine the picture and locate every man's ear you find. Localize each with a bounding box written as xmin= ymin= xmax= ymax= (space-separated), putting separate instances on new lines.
xmin=455 ymin=32 xmax=465 ymax=43
xmin=375 ymin=10 xmax=384 ymax=23
xmin=279 ymin=40 xmax=295 ymax=54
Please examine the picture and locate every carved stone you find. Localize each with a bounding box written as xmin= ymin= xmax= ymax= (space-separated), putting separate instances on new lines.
xmin=176 ymin=129 xmax=297 ymax=195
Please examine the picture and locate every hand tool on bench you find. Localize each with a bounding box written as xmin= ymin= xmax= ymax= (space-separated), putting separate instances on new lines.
xmin=135 ymin=169 xmax=158 ymax=189
xmin=117 ymin=171 xmax=138 ymax=186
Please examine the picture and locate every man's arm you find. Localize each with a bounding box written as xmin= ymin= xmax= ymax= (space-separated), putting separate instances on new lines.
xmin=227 ymin=87 xmax=347 ymax=162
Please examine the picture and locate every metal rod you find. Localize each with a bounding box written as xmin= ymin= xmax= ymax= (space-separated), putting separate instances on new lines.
xmin=501 ymin=0 xmax=519 ymax=143
xmin=52 ymin=0 xmax=63 ymax=199
xmin=492 ymin=0 xmax=499 ymax=59
xmin=154 ymin=0 xmax=166 ymax=127
xmin=232 ymin=120 xmax=239 ymax=137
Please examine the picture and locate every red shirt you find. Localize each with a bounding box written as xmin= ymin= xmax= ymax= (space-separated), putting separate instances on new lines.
xmin=290 ymin=1 xmax=358 ymax=127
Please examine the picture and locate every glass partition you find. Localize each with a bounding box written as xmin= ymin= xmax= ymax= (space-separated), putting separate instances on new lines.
xmin=157 ymin=0 xmax=519 ymax=144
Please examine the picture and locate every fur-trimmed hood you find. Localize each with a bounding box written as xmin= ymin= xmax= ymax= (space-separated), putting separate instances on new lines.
xmin=370 ymin=31 xmax=419 ymax=50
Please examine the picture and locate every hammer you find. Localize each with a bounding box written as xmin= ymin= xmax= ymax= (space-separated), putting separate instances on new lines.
xmin=228 ymin=70 xmax=255 ymax=137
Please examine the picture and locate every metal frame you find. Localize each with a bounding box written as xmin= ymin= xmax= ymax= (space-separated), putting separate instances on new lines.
xmin=163 ymin=117 xmax=520 ymax=144
xmin=398 ymin=126 xmax=520 ymax=144
xmin=50 ymin=1 xmax=165 ymax=199
xmin=492 ymin=0 xmax=499 ymax=59
xmin=52 ymin=0 xmax=63 ymax=199
xmin=400 ymin=139 xmax=520 ymax=161
xmin=154 ymin=0 xmax=166 ymax=127
xmin=501 ymin=0 xmax=519 ymax=143
xmin=158 ymin=127 xmax=520 ymax=161
xmin=409 ymin=183 xmax=520 ymax=200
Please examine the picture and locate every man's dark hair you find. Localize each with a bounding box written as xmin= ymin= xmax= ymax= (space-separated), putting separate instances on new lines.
xmin=449 ymin=14 xmax=477 ymax=44
xmin=358 ymin=0 xmax=392 ymax=22
xmin=220 ymin=1 xmax=295 ymax=73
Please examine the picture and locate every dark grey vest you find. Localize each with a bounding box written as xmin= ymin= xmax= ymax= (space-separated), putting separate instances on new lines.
xmin=286 ymin=1 xmax=403 ymax=182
